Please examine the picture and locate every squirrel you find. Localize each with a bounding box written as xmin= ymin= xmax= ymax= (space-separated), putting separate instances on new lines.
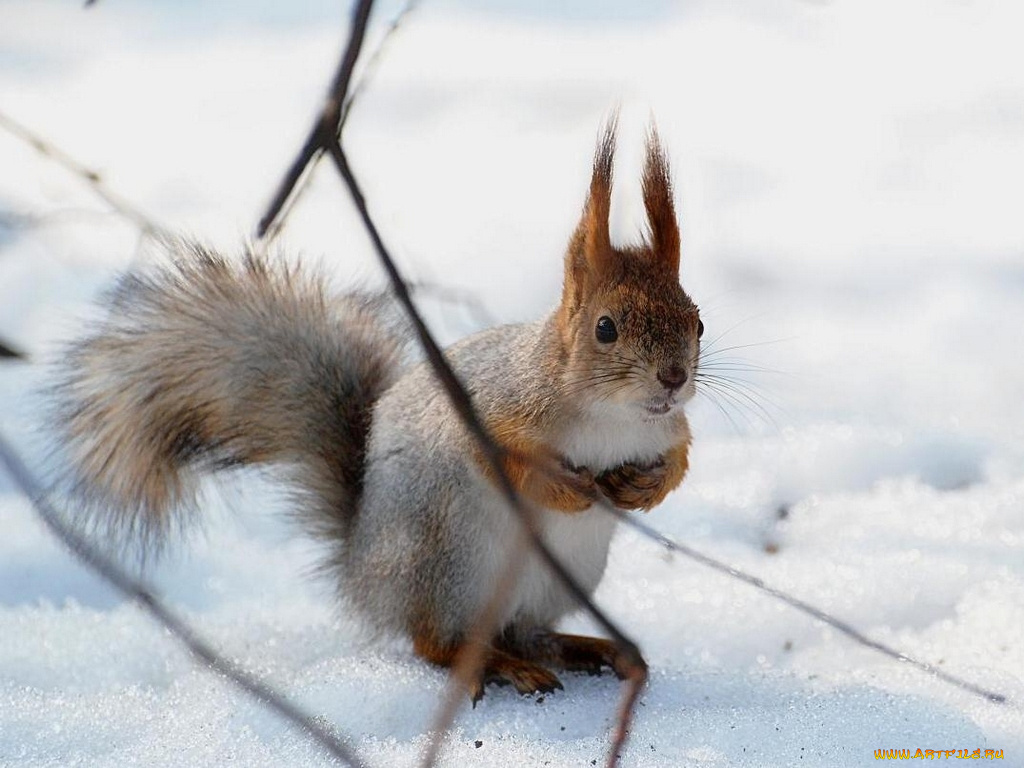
xmin=54 ymin=121 xmax=702 ymax=700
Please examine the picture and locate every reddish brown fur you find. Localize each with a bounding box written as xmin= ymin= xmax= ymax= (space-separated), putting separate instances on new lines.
xmin=525 ymin=632 xmax=635 ymax=679
xmin=412 ymin=625 xmax=638 ymax=701
xmin=642 ymin=126 xmax=680 ymax=270
xmin=477 ymin=120 xmax=697 ymax=521
xmin=595 ymin=442 xmax=690 ymax=511
xmin=412 ymin=629 xmax=563 ymax=702
xmin=475 ymin=416 xmax=598 ymax=513
xmin=560 ymin=120 xmax=685 ymax=327
xmin=555 ymin=124 xmax=698 ymax=410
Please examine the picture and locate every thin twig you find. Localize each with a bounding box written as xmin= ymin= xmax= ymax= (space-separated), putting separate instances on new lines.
xmin=0 ymin=433 xmax=368 ymax=767
xmin=0 ymin=110 xmax=170 ymax=240
xmin=0 ymin=209 xmax=32 ymax=359
xmin=484 ymin=443 xmax=1007 ymax=706
xmin=605 ymin=506 xmax=1008 ymax=705
xmin=407 ymin=279 xmax=500 ymax=330
xmin=260 ymin=0 xmax=418 ymax=247
xmin=419 ymin=528 xmax=531 ymax=768
xmin=328 ymin=139 xmax=647 ymax=768
xmin=0 ymin=339 xmax=25 ymax=360
xmin=256 ymin=0 xmax=374 ymax=238
xmin=338 ymin=0 xmax=418 ymax=133
xmin=258 ymin=155 xmax=322 ymax=248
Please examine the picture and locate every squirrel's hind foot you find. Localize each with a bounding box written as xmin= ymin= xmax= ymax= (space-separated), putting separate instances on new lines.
xmin=412 ymin=631 xmax=563 ymax=704
xmin=523 ymin=631 xmax=639 ymax=680
xmin=473 ymin=649 xmax=564 ymax=704
xmin=411 ymin=627 xmax=644 ymax=702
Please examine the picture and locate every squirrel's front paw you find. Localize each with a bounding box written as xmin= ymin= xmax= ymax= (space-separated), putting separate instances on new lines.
xmin=595 ymin=458 xmax=668 ymax=510
xmin=499 ymin=448 xmax=598 ymax=513
xmin=540 ymin=459 xmax=597 ymax=513
xmin=561 ymin=459 xmax=596 ymax=494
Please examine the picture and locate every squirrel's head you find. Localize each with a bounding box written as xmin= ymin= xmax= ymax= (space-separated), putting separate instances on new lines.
xmin=557 ymin=119 xmax=702 ymax=420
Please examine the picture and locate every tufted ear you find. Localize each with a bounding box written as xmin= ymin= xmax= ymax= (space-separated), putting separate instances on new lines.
xmin=642 ymin=125 xmax=680 ymax=275
xmin=563 ymin=117 xmax=618 ymax=310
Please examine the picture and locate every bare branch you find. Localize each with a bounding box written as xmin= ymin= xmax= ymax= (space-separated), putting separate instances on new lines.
xmin=0 ymin=433 xmax=369 ymax=768
xmin=407 ymin=279 xmax=500 ymax=332
xmin=338 ymin=0 xmax=419 ymax=133
xmin=606 ymin=508 xmax=1007 ymax=704
xmin=257 ymin=154 xmax=323 ymax=247
xmin=260 ymin=0 xmax=418 ymax=247
xmin=0 ymin=339 xmax=26 ymax=360
xmin=0 ymin=110 xmax=170 ymax=240
xmin=419 ymin=530 xmax=531 ymax=768
xmin=327 ymin=139 xmax=648 ymax=767
xmin=256 ymin=0 xmax=375 ymax=238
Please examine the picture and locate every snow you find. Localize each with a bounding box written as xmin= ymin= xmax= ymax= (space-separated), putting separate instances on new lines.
xmin=2 ymin=1 xmax=1023 ymax=766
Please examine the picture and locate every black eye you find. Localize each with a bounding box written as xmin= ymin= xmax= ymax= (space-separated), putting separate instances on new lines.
xmin=697 ymin=319 xmax=704 ymax=338
xmin=595 ymin=316 xmax=618 ymax=344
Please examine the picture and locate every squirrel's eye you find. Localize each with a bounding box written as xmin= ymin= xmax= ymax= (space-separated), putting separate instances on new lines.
xmin=595 ymin=316 xmax=618 ymax=344
xmin=697 ymin=319 xmax=704 ymax=339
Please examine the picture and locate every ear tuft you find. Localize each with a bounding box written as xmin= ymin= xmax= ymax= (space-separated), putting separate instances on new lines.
xmin=642 ymin=125 xmax=680 ymax=274
xmin=584 ymin=114 xmax=617 ymax=262
xmin=562 ymin=115 xmax=619 ymax=312
xmin=563 ymin=117 xmax=685 ymax=316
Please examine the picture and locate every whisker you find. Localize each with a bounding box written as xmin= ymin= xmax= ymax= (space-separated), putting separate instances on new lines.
xmin=697 ymin=379 xmax=778 ymax=431
xmin=697 ymin=359 xmax=787 ymax=376
xmin=556 ymin=370 xmax=632 ymax=387
xmin=695 ymin=385 xmax=745 ymax=434
xmin=694 ymin=309 xmax=781 ymax=352
xmin=597 ymin=381 xmax=643 ymax=404
xmin=696 ymin=372 xmax=784 ymax=416
xmin=697 ymin=382 xmax=760 ymax=432
xmin=699 ymin=337 xmax=792 ymax=357
xmin=555 ymin=378 xmax=634 ymax=398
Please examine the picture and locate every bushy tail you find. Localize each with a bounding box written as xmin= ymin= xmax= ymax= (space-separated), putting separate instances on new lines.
xmin=54 ymin=240 xmax=405 ymax=547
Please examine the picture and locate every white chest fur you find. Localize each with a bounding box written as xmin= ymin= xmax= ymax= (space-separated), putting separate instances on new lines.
xmin=487 ymin=401 xmax=687 ymax=629
xmin=507 ymin=503 xmax=619 ymax=628
xmin=556 ymin=400 xmax=684 ymax=472
xmin=501 ymin=402 xmax=685 ymax=628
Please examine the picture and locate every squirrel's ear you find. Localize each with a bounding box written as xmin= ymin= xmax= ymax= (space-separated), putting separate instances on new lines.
xmin=566 ymin=118 xmax=617 ymax=287
xmin=642 ymin=125 xmax=680 ymax=275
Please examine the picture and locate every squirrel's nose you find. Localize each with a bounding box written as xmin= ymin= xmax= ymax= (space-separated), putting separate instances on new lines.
xmin=657 ymin=365 xmax=687 ymax=392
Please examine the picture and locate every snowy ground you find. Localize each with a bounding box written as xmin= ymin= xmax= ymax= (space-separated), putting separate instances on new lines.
xmin=2 ymin=1 xmax=1023 ymax=766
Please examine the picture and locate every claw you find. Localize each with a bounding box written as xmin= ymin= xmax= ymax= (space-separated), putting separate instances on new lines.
xmin=470 ymin=678 xmax=485 ymax=706
xmin=532 ymin=632 xmax=640 ymax=681
xmin=463 ymin=648 xmax=565 ymax=702
xmin=595 ymin=458 xmax=669 ymax=510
